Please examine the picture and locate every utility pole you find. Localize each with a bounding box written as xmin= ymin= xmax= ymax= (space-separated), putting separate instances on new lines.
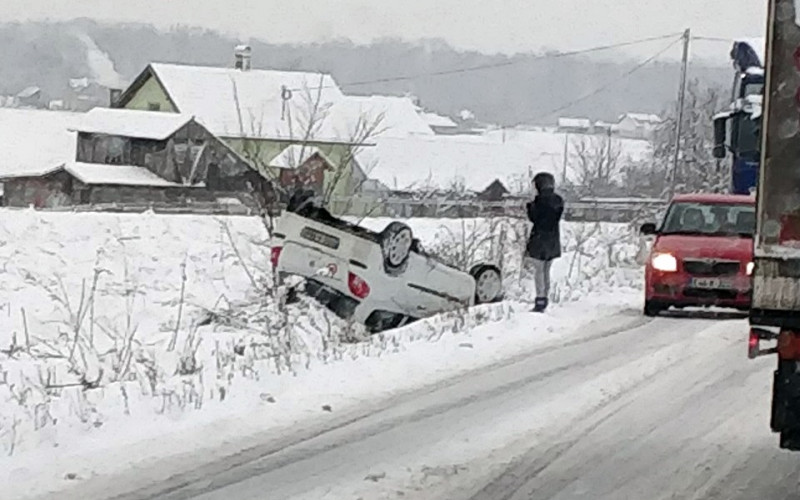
xmin=604 ymin=126 xmax=612 ymax=182
xmin=668 ymin=28 xmax=691 ymax=199
xmin=561 ymin=132 xmax=569 ymax=185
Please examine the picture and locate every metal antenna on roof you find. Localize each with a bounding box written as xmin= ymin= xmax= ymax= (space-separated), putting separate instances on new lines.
xmin=280 ymin=85 xmax=293 ymax=121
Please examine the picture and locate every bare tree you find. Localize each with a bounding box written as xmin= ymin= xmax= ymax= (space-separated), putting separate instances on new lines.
xmin=322 ymin=114 xmax=387 ymax=210
xmin=568 ymin=134 xmax=624 ymax=197
xmin=281 ymin=77 xmax=387 ymax=213
xmin=647 ymin=79 xmax=729 ymax=196
xmin=231 ymin=76 xmax=387 ymax=220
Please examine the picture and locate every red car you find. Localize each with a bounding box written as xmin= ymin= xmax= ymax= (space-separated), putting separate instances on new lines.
xmin=640 ymin=193 xmax=755 ymax=316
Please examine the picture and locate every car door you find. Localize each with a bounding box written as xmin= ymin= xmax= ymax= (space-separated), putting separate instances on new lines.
xmin=398 ymin=252 xmax=475 ymax=317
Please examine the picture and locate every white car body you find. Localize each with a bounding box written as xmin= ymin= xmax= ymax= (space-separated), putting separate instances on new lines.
xmin=271 ymin=211 xmax=501 ymax=331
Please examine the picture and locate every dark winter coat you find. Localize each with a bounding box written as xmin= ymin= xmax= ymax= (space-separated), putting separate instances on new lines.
xmin=526 ymin=189 xmax=564 ymax=261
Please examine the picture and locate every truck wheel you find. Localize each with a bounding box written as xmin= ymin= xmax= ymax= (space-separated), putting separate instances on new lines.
xmin=470 ymin=264 xmax=503 ymax=304
xmin=644 ymin=300 xmax=664 ymax=317
xmin=380 ymin=222 xmax=413 ymax=275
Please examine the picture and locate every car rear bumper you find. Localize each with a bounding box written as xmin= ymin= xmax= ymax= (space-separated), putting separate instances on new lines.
xmin=646 ymin=272 xmax=752 ymax=308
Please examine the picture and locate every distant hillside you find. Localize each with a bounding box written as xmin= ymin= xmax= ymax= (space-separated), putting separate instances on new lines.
xmin=0 ymin=19 xmax=733 ymax=125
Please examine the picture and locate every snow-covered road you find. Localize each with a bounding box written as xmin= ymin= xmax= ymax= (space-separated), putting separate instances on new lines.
xmin=38 ymin=310 xmax=798 ymax=500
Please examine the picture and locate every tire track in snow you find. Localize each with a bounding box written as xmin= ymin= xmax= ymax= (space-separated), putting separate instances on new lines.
xmin=464 ymin=318 xmax=747 ymax=500
xmin=255 ymin=316 xmax=726 ymax=500
xmin=119 ymin=316 xmax=653 ymax=500
xmin=48 ymin=311 xmax=700 ymax=500
xmin=98 ymin=313 xmax=653 ymax=500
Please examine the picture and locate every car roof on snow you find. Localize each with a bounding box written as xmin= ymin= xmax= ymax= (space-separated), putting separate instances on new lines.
xmin=671 ymin=193 xmax=755 ymax=204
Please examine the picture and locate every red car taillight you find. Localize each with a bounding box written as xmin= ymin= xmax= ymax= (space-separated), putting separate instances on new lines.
xmin=270 ymin=246 xmax=283 ymax=268
xmin=748 ymin=330 xmax=760 ymax=359
xmin=348 ymin=272 xmax=370 ymax=299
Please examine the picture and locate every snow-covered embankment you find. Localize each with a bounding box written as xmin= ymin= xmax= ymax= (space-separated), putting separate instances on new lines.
xmin=0 ymin=210 xmax=644 ymax=498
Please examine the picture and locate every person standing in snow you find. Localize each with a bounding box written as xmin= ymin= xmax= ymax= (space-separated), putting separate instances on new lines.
xmin=526 ymin=172 xmax=564 ymax=312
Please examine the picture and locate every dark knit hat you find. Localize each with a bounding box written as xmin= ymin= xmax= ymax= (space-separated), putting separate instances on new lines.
xmin=533 ymin=172 xmax=555 ymax=191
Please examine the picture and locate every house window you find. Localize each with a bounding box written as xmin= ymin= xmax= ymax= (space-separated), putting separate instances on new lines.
xmin=104 ymin=136 xmax=126 ymax=164
xmin=148 ymin=102 xmax=161 ymax=111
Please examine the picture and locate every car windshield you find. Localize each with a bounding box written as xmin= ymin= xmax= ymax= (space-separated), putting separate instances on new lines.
xmin=660 ymin=201 xmax=755 ymax=237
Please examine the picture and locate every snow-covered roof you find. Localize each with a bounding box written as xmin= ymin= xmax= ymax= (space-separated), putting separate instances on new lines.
xmin=620 ymin=113 xmax=662 ymax=124
xmin=147 ymin=63 xmax=350 ymax=142
xmin=268 ymin=145 xmax=332 ymax=169
xmin=0 ymin=108 xmax=82 ymax=178
xmin=326 ymin=95 xmax=434 ymax=138
xmin=420 ymin=111 xmax=458 ymax=128
xmin=558 ymin=117 xmax=592 ymax=129
xmin=358 ymin=129 xmax=653 ymax=192
xmin=74 ymin=108 xmax=194 ymax=140
xmin=17 ymin=86 xmax=40 ymax=99
xmin=69 ymin=77 xmax=90 ymax=90
xmin=64 ymin=162 xmax=185 ymax=187
xmin=594 ymin=120 xmax=615 ymax=128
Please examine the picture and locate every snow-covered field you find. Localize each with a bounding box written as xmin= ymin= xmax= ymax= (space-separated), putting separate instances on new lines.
xmin=0 ymin=209 xmax=645 ymax=499
xmin=360 ymin=127 xmax=652 ymax=192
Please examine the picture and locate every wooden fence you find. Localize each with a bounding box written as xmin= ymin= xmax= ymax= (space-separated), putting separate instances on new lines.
xmin=328 ymin=196 xmax=667 ymax=224
xmin=2 ymin=195 xmax=667 ymax=225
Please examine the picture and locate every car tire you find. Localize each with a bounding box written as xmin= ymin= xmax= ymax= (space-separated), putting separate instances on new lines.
xmin=644 ymin=300 xmax=665 ymax=317
xmin=470 ymin=264 xmax=503 ymax=304
xmin=380 ymin=222 xmax=413 ymax=275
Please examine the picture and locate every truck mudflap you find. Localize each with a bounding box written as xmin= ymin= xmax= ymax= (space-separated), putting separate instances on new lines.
xmin=772 ymin=360 xmax=800 ymax=450
xmin=772 ymin=361 xmax=792 ymax=432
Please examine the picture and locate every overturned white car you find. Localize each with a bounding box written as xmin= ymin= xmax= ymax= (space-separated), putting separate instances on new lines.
xmin=270 ymin=205 xmax=503 ymax=332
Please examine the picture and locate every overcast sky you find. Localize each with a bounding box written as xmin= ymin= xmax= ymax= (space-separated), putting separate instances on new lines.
xmin=0 ymin=0 xmax=767 ymax=60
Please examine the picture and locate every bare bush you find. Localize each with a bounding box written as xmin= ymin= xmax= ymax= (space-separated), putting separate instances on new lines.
xmin=21 ymin=263 xmax=107 ymax=389
xmin=569 ymin=134 xmax=625 ymax=198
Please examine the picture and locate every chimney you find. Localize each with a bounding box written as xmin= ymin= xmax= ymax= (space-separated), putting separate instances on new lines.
xmin=234 ymin=44 xmax=252 ymax=71
xmin=109 ymin=88 xmax=122 ymax=108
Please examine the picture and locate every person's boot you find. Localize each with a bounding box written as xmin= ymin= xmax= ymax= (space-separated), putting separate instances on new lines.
xmin=532 ymin=297 xmax=547 ymax=313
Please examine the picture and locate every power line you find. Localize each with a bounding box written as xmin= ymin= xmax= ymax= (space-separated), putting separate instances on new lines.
xmin=691 ymin=35 xmax=766 ymax=44
xmin=287 ymin=32 xmax=684 ymax=93
xmin=532 ymin=36 xmax=683 ymax=121
xmin=692 ymin=35 xmax=735 ymax=43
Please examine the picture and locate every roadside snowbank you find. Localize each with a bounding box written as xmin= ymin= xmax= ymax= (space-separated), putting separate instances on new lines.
xmin=0 ymin=210 xmax=643 ymax=499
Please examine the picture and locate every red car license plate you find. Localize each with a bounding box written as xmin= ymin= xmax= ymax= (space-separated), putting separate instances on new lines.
xmin=690 ymin=277 xmax=734 ymax=289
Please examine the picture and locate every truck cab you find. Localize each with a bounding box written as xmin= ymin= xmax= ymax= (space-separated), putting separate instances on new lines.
xmin=712 ymin=42 xmax=764 ymax=195
xmin=712 ymin=95 xmax=761 ymax=195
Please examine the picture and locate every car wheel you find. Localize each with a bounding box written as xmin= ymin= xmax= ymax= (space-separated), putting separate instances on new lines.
xmin=644 ymin=300 xmax=664 ymax=317
xmin=470 ymin=264 xmax=503 ymax=304
xmin=380 ymin=222 xmax=413 ymax=274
